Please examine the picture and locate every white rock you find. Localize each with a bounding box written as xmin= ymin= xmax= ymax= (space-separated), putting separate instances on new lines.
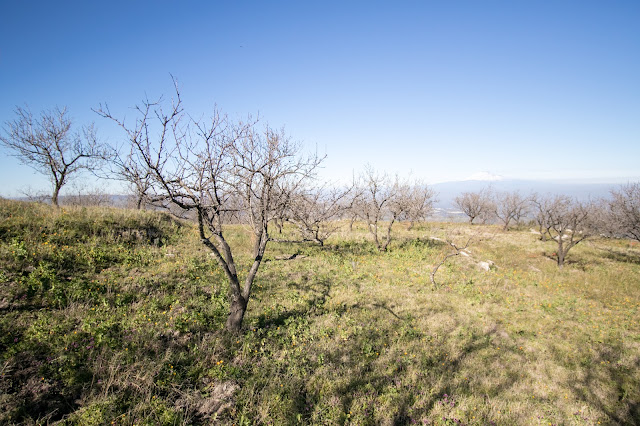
xmin=478 ymin=260 xmax=496 ymax=271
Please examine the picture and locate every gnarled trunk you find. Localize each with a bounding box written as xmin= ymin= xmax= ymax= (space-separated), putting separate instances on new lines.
xmin=556 ymin=237 xmax=565 ymax=268
xmin=226 ymin=292 xmax=248 ymax=332
xmin=52 ymin=180 xmax=63 ymax=207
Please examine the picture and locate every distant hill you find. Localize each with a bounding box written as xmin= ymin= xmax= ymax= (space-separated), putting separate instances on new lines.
xmin=430 ymin=178 xmax=618 ymax=218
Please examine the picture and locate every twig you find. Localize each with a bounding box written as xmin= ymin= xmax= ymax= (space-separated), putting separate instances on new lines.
xmin=430 ymin=236 xmax=473 ymax=288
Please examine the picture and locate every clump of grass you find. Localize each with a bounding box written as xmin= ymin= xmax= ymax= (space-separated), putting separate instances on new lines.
xmin=0 ymin=199 xmax=638 ymax=424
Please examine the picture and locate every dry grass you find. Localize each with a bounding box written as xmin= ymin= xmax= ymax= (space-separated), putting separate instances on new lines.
xmin=0 ymin=200 xmax=638 ymax=424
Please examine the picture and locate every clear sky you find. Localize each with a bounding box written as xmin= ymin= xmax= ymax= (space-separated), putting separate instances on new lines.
xmin=1 ymin=1 xmax=639 ymax=197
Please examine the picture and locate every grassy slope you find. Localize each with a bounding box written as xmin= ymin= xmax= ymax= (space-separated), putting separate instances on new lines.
xmin=0 ymin=199 xmax=638 ymax=425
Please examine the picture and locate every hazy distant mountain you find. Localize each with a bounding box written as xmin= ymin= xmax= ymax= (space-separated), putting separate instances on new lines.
xmin=463 ymin=171 xmax=504 ymax=181
xmin=431 ymin=178 xmax=617 ymax=211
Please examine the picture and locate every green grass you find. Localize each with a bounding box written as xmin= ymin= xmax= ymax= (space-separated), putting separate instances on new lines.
xmin=0 ymin=199 xmax=638 ymax=424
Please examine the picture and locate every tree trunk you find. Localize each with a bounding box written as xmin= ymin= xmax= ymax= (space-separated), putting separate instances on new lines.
xmin=381 ymin=219 xmax=395 ymax=251
xmin=52 ymin=187 xmax=61 ymax=207
xmin=52 ymin=173 xmax=65 ymax=208
xmin=539 ymin=229 xmax=547 ymax=241
xmin=557 ymin=238 xmax=564 ymax=268
xmin=224 ymin=230 xmax=267 ymax=332
xmin=367 ymin=222 xmax=380 ymax=250
xmin=226 ymin=292 xmax=248 ymax=332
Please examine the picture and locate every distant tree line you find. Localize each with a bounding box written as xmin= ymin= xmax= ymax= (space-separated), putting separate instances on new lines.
xmin=454 ymin=185 xmax=640 ymax=267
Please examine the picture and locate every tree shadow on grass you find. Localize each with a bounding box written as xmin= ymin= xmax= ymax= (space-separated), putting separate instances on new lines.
xmin=243 ymin=264 xmax=528 ymax=424
xmin=599 ymin=247 xmax=640 ymax=265
xmin=253 ymin=277 xmax=333 ymax=329
xmin=549 ymin=340 xmax=640 ymax=424
xmin=301 ymin=319 xmax=523 ymax=425
xmin=396 ymin=237 xmax=445 ymax=251
xmin=251 ymin=290 xmax=520 ymax=423
xmin=234 ymin=263 xmax=537 ymax=424
xmin=0 ymin=339 xmax=88 ymax=424
xmin=326 ymin=239 xmax=379 ymax=256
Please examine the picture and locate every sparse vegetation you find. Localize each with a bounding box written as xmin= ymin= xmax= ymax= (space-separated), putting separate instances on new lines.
xmin=1 ymin=198 xmax=638 ymax=424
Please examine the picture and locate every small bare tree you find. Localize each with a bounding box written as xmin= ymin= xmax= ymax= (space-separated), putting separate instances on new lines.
xmin=454 ymin=188 xmax=494 ymax=224
xmin=536 ymin=195 xmax=599 ymax=268
xmin=96 ymin=83 xmax=321 ymax=332
xmin=531 ymin=193 xmax=553 ymax=241
xmin=403 ymin=182 xmax=437 ymax=230
xmin=352 ymin=166 xmax=406 ymax=252
xmin=287 ymin=185 xmax=352 ymax=246
xmin=493 ymin=191 xmax=529 ymax=231
xmin=606 ymin=182 xmax=640 ymax=242
xmin=63 ymin=181 xmax=111 ymax=207
xmin=1 ymin=106 xmax=107 ymax=207
xmin=106 ymin=143 xmax=165 ymax=209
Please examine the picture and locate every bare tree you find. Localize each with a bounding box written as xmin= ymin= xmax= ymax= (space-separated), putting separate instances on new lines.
xmin=287 ymin=185 xmax=352 ymax=246
xmin=493 ymin=191 xmax=529 ymax=231
xmin=606 ymin=182 xmax=640 ymax=242
xmin=531 ymin=193 xmax=553 ymax=241
xmin=63 ymin=181 xmax=111 ymax=207
xmin=454 ymin=188 xmax=494 ymax=225
xmin=346 ymin=196 xmax=361 ymax=232
xmin=352 ymin=166 xmax=410 ymax=252
xmin=91 ymin=102 xmax=172 ymax=210
xmin=96 ymin=83 xmax=321 ymax=332
xmin=402 ymin=182 xmax=437 ymax=230
xmin=1 ymin=106 xmax=107 ymax=207
xmin=18 ymin=186 xmax=49 ymax=203
xmin=536 ymin=195 xmax=599 ymax=268
xmin=106 ymin=142 xmax=164 ymax=209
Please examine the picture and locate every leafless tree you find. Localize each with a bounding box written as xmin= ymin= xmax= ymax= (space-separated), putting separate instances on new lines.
xmin=402 ymin=182 xmax=437 ymax=230
xmin=96 ymin=82 xmax=321 ymax=332
xmin=535 ymin=195 xmax=600 ymax=268
xmin=531 ymin=193 xmax=553 ymax=241
xmin=18 ymin=186 xmax=49 ymax=203
xmin=105 ymin=142 xmax=166 ymax=209
xmin=606 ymin=182 xmax=640 ymax=242
xmin=454 ymin=188 xmax=494 ymax=225
xmin=1 ymin=106 xmax=107 ymax=207
xmin=493 ymin=191 xmax=529 ymax=231
xmin=352 ymin=166 xmax=412 ymax=252
xmin=63 ymin=181 xmax=111 ymax=207
xmin=286 ymin=185 xmax=352 ymax=246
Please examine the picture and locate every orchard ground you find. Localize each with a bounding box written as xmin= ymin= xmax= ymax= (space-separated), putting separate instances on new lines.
xmin=0 ymin=199 xmax=638 ymax=424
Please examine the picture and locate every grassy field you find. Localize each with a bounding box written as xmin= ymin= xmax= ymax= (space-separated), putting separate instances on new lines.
xmin=0 ymin=198 xmax=638 ymax=425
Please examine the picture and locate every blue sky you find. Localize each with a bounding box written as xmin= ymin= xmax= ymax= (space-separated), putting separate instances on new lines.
xmin=1 ymin=1 xmax=639 ymax=197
